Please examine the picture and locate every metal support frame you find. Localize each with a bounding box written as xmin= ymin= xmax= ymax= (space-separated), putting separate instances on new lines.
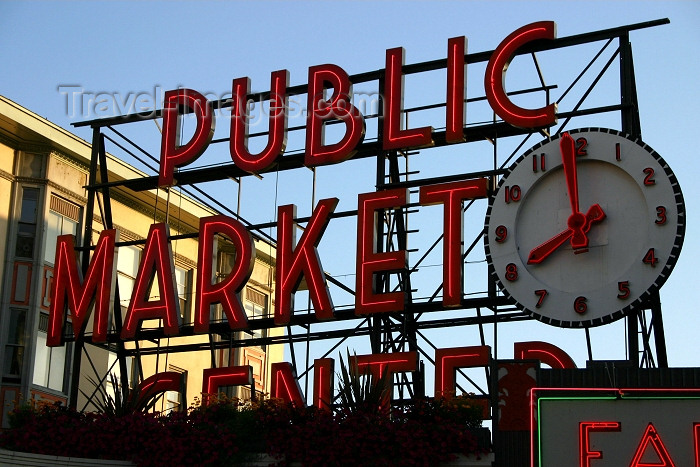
xmin=619 ymin=32 xmax=668 ymax=369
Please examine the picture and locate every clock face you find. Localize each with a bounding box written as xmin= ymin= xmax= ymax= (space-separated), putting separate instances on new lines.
xmin=485 ymin=128 xmax=685 ymax=327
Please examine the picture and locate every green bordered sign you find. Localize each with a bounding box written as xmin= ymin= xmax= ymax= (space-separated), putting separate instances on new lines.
xmin=533 ymin=389 xmax=700 ymax=466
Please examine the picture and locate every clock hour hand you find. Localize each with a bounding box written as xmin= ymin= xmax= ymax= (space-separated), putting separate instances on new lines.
xmin=560 ymin=133 xmax=588 ymax=249
xmin=527 ymin=204 xmax=606 ymax=264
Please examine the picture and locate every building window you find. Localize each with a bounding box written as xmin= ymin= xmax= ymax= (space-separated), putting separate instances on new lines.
xmin=244 ymin=288 xmax=267 ymax=343
xmin=213 ymin=249 xmax=237 ymax=324
xmin=15 ymin=187 xmax=39 ymax=259
xmin=163 ymin=365 xmax=186 ymax=414
xmin=3 ymin=309 xmax=26 ymax=378
xmin=117 ymin=245 xmax=140 ymax=316
xmin=174 ymin=266 xmax=191 ymax=323
xmin=44 ymin=195 xmax=80 ymax=264
xmin=32 ymin=313 xmax=72 ymax=392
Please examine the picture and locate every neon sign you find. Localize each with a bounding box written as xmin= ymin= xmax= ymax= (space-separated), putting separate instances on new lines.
xmin=157 ymin=22 xmax=556 ymax=187
xmin=48 ymin=177 xmax=488 ymax=343
xmin=49 ymin=21 xmax=557 ymax=345
xmin=534 ymin=389 xmax=700 ymax=467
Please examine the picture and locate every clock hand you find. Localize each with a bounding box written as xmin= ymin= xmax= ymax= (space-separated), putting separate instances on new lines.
xmin=527 ymin=204 xmax=606 ymax=264
xmin=527 ymin=229 xmax=572 ymax=265
xmin=560 ymin=133 xmax=588 ymax=249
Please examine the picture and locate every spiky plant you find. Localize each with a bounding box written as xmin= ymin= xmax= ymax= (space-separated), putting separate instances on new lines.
xmin=80 ymin=372 xmax=158 ymax=416
xmin=336 ymin=350 xmax=391 ymax=416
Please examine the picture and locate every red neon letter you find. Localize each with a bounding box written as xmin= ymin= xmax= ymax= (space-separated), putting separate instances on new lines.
xmin=132 ymin=371 xmax=182 ymax=411
xmin=446 ymin=36 xmax=467 ymax=143
xmin=484 ymin=21 xmax=557 ymax=129
xmin=435 ymin=346 xmax=490 ymax=399
xmin=419 ymin=179 xmax=488 ymax=307
xmin=275 ymin=198 xmax=338 ymax=325
xmin=629 ymin=423 xmax=677 ymax=467
xmin=231 ymin=70 xmax=289 ymax=173
xmin=159 ymin=89 xmax=215 ymax=187
xmin=383 ymin=47 xmax=433 ymax=150
xmin=352 ymin=351 xmax=417 ymax=379
xmin=270 ymin=362 xmax=305 ymax=407
xmin=313 ymin=358 xmax=335 ymax=412
xmin=48 ymin=229 xmax=117 ymax=346
xmin=351 ymin=351 xmax=417 ymax=406
xmin=202 ymin=366 xmax=253 ymax=398
xmin=694 ymin=423 xmax=699 ymax=467
xmin=579 ymin=421 xmax=621 ymax=467
xmin=121 ymin=224 xmax=180 ymax=339
xmin=355 ymin=189 xmax=408 ymax=315
xmin=514 ymin=341 xmax=576 ymax=369
xmin=194 ymin=215 xmax=255 ymax=333
xmin=306 ymin=64 xmax=365 ymax=166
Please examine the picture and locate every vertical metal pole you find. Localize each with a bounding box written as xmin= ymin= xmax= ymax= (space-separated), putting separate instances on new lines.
xmin=620 ymin=33 xmax=668 ymax=368
xmin=68 ymin=126 xmax=101 ymax=409
xmin=620 ymin=33 xmax=642 ymax=368
xmin=650 ymin=290 xmax=668 ymax=368
xmin=370 ymin=76 xmax=387 ymax=355
xmin=387 ymin=151 xmax=418 ymax=398
xmin=96 ymin=134 xmax=130 ymax=395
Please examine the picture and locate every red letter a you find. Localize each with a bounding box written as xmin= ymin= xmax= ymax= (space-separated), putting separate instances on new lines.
xmin=629 ymin=423 xmax=677 ymax=467
xmin=121 ymin=224 xmax=181 ymax=339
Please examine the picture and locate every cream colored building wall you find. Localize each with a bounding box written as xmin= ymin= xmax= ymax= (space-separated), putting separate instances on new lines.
xmin=45 ymin=152 xmax=88 ymax=199
xmin=0 ymin=143 xmax=15 ymax=173
xmin=0 ymin=97 xmax=287 ymax=415
xmin=0 ymin=143 xmax=15 ymax=281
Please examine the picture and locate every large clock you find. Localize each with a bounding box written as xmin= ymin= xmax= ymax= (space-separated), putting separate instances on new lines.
xmin=485 ymin=128 xmax=685 ymax=327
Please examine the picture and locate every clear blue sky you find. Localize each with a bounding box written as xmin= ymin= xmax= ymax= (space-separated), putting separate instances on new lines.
xmin=1 ymin=1 xmax=699 ymax=386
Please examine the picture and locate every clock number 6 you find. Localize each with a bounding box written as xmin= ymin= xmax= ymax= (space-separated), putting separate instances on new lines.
xmin=574 ymin=296 xmax=587 ymax=314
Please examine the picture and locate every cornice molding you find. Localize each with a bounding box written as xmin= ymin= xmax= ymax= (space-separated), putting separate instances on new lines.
xmin=50 ymin=150 xmax=89 ymax=173
xmin=0 ymin=167 xmax=14 ymax=183
xmin=108 ymin=190 xmax=199 ymax=236
xmin=0 ymin=130 xmax=53 ymax=154
xmin=91 ymin=214 xmax=197 ymax=270
xmin=47 ymin=181 xmax=87 ymax=205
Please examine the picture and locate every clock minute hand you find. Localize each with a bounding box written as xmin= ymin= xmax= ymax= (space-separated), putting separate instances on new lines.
xmin=527 ymin=204 xmax=606 ymax=264
xmin=560 ymin=133 xmax=588 ymax=250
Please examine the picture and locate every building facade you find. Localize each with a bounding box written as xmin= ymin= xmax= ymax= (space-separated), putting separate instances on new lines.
xmin=0 ymin=96 xmax=282 ymax=425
